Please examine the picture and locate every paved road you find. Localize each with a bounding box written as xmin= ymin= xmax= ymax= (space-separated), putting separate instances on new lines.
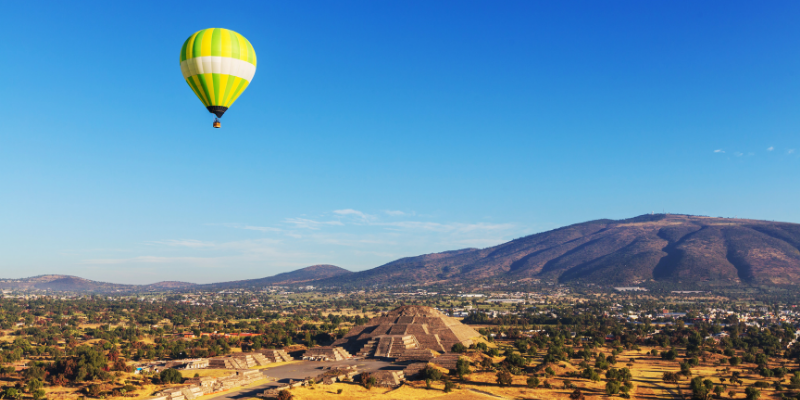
xmin=204 ymin=359 xmax=400 ymax=400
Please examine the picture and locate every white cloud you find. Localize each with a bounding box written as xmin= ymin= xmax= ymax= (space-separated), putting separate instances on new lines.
xmin=333 ymin=209 xmax=374 ymax=221
xmin=767 ymin=146 xmax=774 ymax=151
xmin=213 ymin=223 xmax=282 ymax=232
xmin=242 ymin=225 xmax=282 ymax=232
xmin=384 ymin=210 xmax=410 ymax=216
xmin=789 ymin=149 xmax=796 ymax=154
xmin=80 ymin=209 xmax=527 ymax=283
xmin=714 ymin=149 xmax=725 ymax=153
xmin=284 ymin=217 xmax=344 ymax=230
xmin=378 ymin=221 xmax=514 ymax=233
xmin=734 ymin=152 xmax=743 ymax=157
xmin=82 ymin=256 xmax=217 ymax=265
xmin=148 ymin=239 xmax=215 ymax=248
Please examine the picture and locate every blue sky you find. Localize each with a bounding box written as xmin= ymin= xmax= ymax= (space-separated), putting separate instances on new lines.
xmin=1 ymin=1 xmax=799 ymax=284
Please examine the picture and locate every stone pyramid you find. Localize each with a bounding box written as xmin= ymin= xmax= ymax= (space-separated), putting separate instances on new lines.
xmin=334 ymin=305 xmax=480 ymax=356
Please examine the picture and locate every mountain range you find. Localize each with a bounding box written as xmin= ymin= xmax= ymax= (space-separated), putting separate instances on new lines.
xmin=3 ymin=214 xmax=800 ymax=292
xmin=318 ymin=214 xmax=800 ymax=287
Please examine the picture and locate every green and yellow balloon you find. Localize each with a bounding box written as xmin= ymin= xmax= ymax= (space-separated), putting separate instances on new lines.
xmin=180 ymin=28 xmax=256 ymax=128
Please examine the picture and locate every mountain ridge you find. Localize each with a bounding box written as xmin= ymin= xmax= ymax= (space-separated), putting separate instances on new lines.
xmin=316 ymin=214 xmax=800 ymax=286
xmin=4 ymin=214 xmax=800 ymax=291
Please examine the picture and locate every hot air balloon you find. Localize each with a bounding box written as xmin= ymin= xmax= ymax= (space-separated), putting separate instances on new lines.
xmin=179 ymin=28 xmax=257 ymax=128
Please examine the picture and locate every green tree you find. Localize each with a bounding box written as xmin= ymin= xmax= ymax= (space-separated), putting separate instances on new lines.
xmin=160 ymin=368 xmax=183 ymax=384
xmin=496 ymin=371 xmax=513 ymax=387
xmin=425 ymin=366 xmax=443 ymax=381
xmin=27 ymin=378 xmax=44 ymax=393
xmin=3 ymin=388 xmax=22 ymax=400
xmin=455 ymin=358 xmax=471 ymax=380
xmin=527 ymin=375 xmax=540 ymax=388
xmin=606 ymin=381 xmax=621 ymax=396
xmin=744 ymin=387 xmax=760 ymax=400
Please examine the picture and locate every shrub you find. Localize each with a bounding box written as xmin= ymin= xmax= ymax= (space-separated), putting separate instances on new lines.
xmin=527 ymin=375 xmax=540 ymax=388
xmin=424 ymin=366 xmax=443 ymax=381
xmin=496 ymin=371 xmax=513 ymax=387
xmin=277 ymin=390 xmax=293 ymax=400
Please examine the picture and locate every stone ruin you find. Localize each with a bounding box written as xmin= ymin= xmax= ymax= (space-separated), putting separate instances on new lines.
xmin=301 ymin=346 xmax=353 ymax=361
xmin=257 ymin=366 xmax=360 ymax=398
xmin=207 ymin=349 xmax=294 ymax=369
xmin=333 ymin=305 xmax=480 ymax=357
xmin=370 ymin=370 xmax=406 ymax=387
xmin=147 ymin=370 xmax=264 ymax=400
xmin=258 ymin=349 xmax=294 ymax=363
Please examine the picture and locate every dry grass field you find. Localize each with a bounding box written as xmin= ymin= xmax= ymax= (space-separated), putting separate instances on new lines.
xmin=259 ymin=343 xmax=793 ymax=400
xmin=249 ymin=360 xmax=301 ymax=370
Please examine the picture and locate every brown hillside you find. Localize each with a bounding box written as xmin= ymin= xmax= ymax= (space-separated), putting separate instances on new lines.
xmin=205 ymin=264 xmax=352 ymax=289
xmin=321 ymin=214 xmax=800 ymax=286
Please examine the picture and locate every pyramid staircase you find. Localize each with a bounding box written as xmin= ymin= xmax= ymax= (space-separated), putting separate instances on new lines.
xmin=359 ymin=335 xmax=421 ymax=358
xmin=234 ymin=352 xmax=271 ymax=366
xmin=258 ymin=349 xmax=294 ymax=363
xmin=356 ymin=339 xmax=378 ymax=357
xmin=302 ymin=346 xmax=353 ymax=361
xmin=331 ymin=347 xmax=353 ymax=360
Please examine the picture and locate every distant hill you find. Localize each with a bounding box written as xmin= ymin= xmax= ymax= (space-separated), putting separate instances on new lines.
xmin=204 ymin=265 xmax=352 ymax=289
xmin=145 ymin=281 xmax=197 ymax=289
xmin=317 ymin=214 xmax=800 ymax=286
xmin=0 ymin=275 xmax=135 ymax=292
xmin=5 ymin=215 xmax=800 ymax=291
xmin=0 ymin=264 xmax=350 ymax=293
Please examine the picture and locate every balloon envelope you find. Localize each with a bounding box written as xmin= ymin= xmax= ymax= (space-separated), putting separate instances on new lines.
xmin=179 ymin=28 xmax=257 ymax=118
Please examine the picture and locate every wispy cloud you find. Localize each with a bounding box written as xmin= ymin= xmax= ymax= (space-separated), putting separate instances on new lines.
xmin=734 ymin=152 xmax=743 ymax=157
xmin=377 ymin=221 xmax=514 ymax=233
xmin=213 ymin=223 xmax=282 ymax=233
xmin=384 ymin=210 xmax=408 ymax=216
xmin=148 ymin=239 xmax=215 ymax=248
xmin=714 ymin=149 xmax=725 ymax=153
xmin=79 ymin=209 xmax=527 ymax=283
xmin=82 ymin=256 xmax=218 ymax=265
xmin=284 ymin=217 xmax=344 ymax=230
xmin=789 ymin=149 xmax=796 ymax=154
xmin=242 ymin=225 xmax=282 ymax=232
xmin=767 ymin=146 xmax=774 ymax=151
xmin=333 ymin=209 xmax=374 ymax=221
